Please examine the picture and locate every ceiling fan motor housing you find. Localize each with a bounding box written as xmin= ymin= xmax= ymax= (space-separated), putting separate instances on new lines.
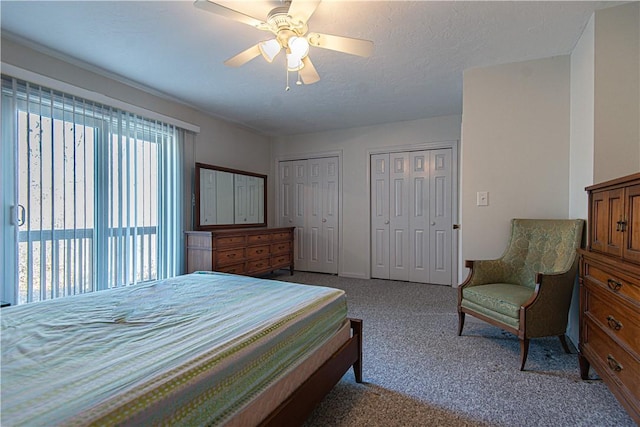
xmin=266 ymin=6 xmax=308 ymax=49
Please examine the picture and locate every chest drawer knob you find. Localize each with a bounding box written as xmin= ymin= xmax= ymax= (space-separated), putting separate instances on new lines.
xmin=607 ymin=278 xmax=623 ymax=291
xmin=606 ymin=315 xmax=623 ymax=331
xmin=607 ymin=355 xmax=623 ymax=372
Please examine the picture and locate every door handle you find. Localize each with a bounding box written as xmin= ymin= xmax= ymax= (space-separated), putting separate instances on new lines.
xmin=384 ymin=220 xmax=389 ymax=225
xmin=453 ymin=224 xmax=460 ymax=230
xmin=12 ymin=204 xmax=25 ymax=227
xmin=322 ymin=218 xmax=327 ymax=223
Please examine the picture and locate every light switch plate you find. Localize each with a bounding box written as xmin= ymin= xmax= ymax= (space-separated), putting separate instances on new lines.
xmin=477 ymin=191 xmax=489 ymax=206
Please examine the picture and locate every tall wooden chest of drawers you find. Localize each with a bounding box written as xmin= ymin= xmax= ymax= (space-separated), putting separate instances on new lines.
xmin=185 ymin=227 xmax=294 ymax=277
xmin=578 ymin=172 xmax=640 ymax=423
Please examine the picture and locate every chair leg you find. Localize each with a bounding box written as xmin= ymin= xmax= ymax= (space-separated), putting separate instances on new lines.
xmin=558 ymin=334 xmax=571 ymax=354
xmin=519 ymin=338 xmax=530 ymax=371
xmin=457 ymin=311 xmax=465 ymax=336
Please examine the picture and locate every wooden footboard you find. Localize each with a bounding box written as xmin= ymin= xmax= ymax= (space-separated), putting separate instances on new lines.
xmin=260 ymin=318 xmax=363 ymax=427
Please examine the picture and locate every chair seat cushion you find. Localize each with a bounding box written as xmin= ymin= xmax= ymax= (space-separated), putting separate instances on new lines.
xmin=462 ymin=283 xmax=534 ymax=320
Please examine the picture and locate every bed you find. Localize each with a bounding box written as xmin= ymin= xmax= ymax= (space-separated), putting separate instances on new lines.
xmin=1 ymin=272 xmax=362 ymax=426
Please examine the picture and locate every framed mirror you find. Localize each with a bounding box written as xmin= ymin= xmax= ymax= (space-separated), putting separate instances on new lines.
xmin=194 ymin=163 xmax=267 ymax=230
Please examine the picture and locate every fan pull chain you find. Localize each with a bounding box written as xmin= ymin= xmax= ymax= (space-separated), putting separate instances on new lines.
xmin=285 ymin=66 xmax=290 ymax=91
xmin=296 ymin=70 xmax=302 ymax=86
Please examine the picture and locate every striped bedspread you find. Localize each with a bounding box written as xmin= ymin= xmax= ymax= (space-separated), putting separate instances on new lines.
xmin=1 ymin=272 xmax=347 ymax=426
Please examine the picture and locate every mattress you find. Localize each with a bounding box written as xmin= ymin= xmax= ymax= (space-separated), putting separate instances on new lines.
xmin=1 ymin=272 xmax=348 ymax=426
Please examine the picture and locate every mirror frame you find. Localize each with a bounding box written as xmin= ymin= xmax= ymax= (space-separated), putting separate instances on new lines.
xmin=194 ymin=162 xmax=267 ymax=230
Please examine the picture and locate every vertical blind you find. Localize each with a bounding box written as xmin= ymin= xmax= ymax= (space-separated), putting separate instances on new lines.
xmin=1 ymin=75 xmax=183 ymax=304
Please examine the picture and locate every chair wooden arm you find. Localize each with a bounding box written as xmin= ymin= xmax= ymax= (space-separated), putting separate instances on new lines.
xmin=519 ymin=258 xmax=579 ymax=338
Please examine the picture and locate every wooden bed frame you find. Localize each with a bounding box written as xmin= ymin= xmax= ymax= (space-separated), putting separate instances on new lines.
xmin=261 ymin=318 xmax=363 ymax=426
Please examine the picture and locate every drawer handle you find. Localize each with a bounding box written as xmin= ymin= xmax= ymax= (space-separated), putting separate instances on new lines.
xmin=227 ymin=253 xmax=236 ymax=258
xmin=606 ymin=315 xmax=623 ymax=331
xmin=256 ymin=249 xmax=264 ymax=254
xmin=607 ymin=279 xmax=622 ymax=291
xmin=607 ymin=355 xmax=623 ymax=372
xmin=616 ymin=219 xmax=627 ymax=232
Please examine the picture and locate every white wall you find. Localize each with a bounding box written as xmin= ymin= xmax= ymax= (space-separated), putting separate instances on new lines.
xmin=271 ymin=115 xmax=461 ymax=279
xmin=567 ymin=15 xmax=595 ymax=346
xmin=1 ymin=37 xmax=272 ymax=234
xmin=569 ymin=15 xmax=595 ymax=221
xmin=593 ymin=2 xmax=640 ymax=182
xmin=460 ymin=56 xmax=572 ymax=270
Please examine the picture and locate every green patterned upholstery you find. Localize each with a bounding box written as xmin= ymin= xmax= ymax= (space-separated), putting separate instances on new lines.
xmin=458 ymin=219 xmax=585 ymax=370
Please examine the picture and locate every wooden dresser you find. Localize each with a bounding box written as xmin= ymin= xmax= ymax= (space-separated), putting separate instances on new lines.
xmin=185 ymin=227 xmax=294 ymax=276
xmin=578 ymin=172 xmax=640 ymax=423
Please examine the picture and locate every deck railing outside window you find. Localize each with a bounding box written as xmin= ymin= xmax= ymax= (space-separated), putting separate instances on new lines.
xmin=17 ymin=226 xmax=157 ymax=303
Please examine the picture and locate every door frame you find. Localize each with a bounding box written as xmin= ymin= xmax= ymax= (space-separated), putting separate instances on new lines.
xmin=367 ymin=141 xmax=459 ymax=286
xmin=274 ymin=150 xmax=343 ymax=274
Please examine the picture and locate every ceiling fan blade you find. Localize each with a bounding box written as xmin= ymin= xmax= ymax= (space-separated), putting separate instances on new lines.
xmin=194 ymin=0 xmax=265 ymax=28
xmin=307 ymin=32 xmax=374 ymax=57
xmin=300 ymin=56 xmax=320 ymax=84
xmin=287 ymin=0 xmax=321 ymax=26
xmin=224 ymin=44 xmax=261 ymax=67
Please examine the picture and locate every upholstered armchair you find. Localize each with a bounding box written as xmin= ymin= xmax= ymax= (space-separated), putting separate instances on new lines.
xmin=457 ymin=219 xmax=585 ymax=370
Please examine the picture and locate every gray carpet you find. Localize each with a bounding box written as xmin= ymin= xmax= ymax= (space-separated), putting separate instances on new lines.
xmin=271 ymin=271 xmax=635 ymax=427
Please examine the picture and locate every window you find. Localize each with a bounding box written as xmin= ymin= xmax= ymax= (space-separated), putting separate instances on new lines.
xmin=1 ymin=76 xmax=183 ymax=305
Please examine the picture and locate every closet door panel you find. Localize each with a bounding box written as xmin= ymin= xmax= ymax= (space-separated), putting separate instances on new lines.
xmin=371 ymin=154 xmax=390 ymax=279
xmin=410 ymin=151 xmax=429 ymax=283
xmin=293 ymin=161 xmax=309 ymax=270
xmin=323 ymin=157 xmax=339 ymax=273
xmin=307 ymin=162 xmax=322 ymax=270
xmin=429 ymin=149 xmax=453 ymax=285
xmin=389 ymin=153 xmax=410 ymax=281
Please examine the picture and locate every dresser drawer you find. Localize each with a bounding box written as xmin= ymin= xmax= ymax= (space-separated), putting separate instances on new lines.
xmin=271 ymin=241 xmax=291 ymax=255
xmin=216 ymin=248 xmax=245 ymax=265
xmin=247 ymin=258 xmax=270 ymax=273
xmin=584 ymin=281 xmax=640 ymax=353
xmin=271 ymin=254 xmax=291 ymax=268
xmin=216 ymin=235 xmax=247 ymax=248
xmin=583 ymin=319 xmax=640 ymax=400
xmin=247 ymin=245 xmax=270 ymax=259
xmin=248 ymin=234 xmax=270 ymax=244
xmin=217 ymin=263 xmax=245 ymax=275
xmin=584 ymin=261 xmax=640 ymax=303
xmin=271 ymin=231 xmax=292 ymax=242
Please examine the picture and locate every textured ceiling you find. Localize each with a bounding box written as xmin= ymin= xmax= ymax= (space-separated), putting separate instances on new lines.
xmin=0 ymin=1 xmax=618 ymax=136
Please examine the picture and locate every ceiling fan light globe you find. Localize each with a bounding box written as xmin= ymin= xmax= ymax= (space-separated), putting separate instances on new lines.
xmin=258 ymin=39 xmax=281 ymax=63
xmin=286 ymin=53 xmax=304 ymax=71
xmin=288 ymin=36 xmax=310 ymax=59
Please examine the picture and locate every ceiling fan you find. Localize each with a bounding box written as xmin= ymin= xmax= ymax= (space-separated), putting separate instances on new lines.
xmin=194 ymin=0 xmax=374 ymax=87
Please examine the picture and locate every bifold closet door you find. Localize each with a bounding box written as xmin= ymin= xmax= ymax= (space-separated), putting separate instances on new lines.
xmin=307 ymin=157 xmax=339 ymax=274
xmin=427 ymin=150 xmax=453 ymax=285
xmin=279 ymin=160 xmax=308 ymax=270
xmin=370 ymin=149 xmax=453 ymax=285
xmin=371 ymin=154 xmax=390 ymax=279
xmin=279 ymin=157 xmax=339 ymax=274
xmin=371 ymin=152 xmax=411 ymax=281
